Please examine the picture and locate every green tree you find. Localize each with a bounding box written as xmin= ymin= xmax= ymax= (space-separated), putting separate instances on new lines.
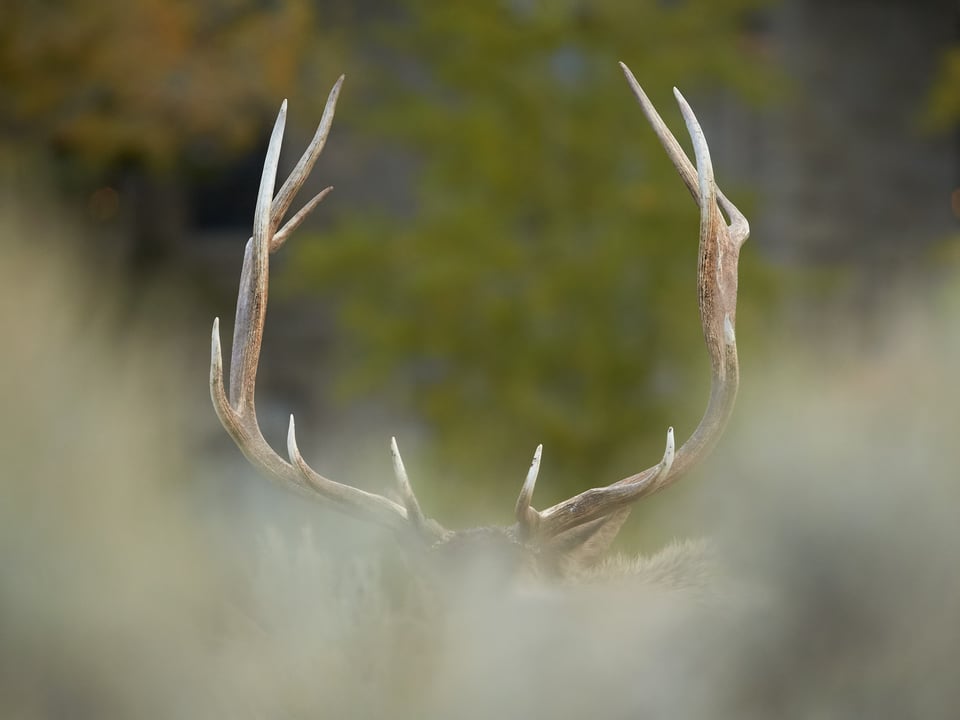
xmin=0 ymin=0 xmax=331 ymax=165
xmin=293 ymin=1 xmax=779 ymax=524
xmin=0 ymin=0 xmax=346 ymax=270
xmin=924 ymin=45 xmax=960 ymax=132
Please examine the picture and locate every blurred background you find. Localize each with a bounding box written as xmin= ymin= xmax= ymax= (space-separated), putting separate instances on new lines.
xmin=3 ymin=1 xmax=960 ymax=715
xmin=2 ymin=0 xmax=958 ymax=520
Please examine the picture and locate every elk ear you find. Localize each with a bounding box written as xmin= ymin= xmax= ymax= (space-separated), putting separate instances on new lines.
xmin=542 ymin=508 xmax=632 ymax=572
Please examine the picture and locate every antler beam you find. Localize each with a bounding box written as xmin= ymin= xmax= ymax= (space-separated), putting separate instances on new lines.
xmin=209 ymin=77 xmax=443 ymax=541
xmin=516 ymin=64 xmax=750 ymax=541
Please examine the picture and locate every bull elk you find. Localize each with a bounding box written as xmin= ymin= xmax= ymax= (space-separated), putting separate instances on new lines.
xmin=209 ymin=63 xmax=749 ymax=583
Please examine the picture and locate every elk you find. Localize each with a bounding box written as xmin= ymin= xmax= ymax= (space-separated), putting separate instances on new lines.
xmin=209 ymin=63 xmax=749 ymax=584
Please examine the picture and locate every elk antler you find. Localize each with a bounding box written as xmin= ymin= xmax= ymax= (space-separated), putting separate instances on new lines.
xmin=515 ymin=63 xmax=750 ymax=543
xmin=209 ymin=77 xmax=446 ymax=542
xmin=210 ymin=67 xmax=748 ymax=561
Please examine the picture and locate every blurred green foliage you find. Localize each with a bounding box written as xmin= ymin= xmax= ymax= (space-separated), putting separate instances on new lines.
xmin=292 ymin=0 xmax=781 ymax=522
xmin=0 ymin=0 xmax=335 ymax=168
xmin=924 ymin=45 xmax=960 ymax=132
xmin=0 ymin=0 xmax=788 ymax=527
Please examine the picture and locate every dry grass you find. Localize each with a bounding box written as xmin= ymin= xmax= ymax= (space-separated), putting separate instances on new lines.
xmin=2 ymin=189 xmax=959 ymax=718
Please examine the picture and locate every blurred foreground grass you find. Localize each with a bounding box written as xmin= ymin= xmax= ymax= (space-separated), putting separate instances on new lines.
xmin=2 ymin=187 xmax=960 ymax=718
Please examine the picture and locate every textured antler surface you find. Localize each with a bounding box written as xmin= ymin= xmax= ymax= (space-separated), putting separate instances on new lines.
xmin=517 ymin=64 xmax=750 ymax=542
xmin=209 ymin=78 xmax=443 ymax=541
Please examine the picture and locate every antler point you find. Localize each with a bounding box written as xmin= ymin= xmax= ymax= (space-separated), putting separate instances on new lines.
xmin=286 ymin=414 xmax=301 ymax=461
xmin=210 ymin=318 xmax=222 ymax=364
xmin=662 ymin=426 xmax=676 ymax=468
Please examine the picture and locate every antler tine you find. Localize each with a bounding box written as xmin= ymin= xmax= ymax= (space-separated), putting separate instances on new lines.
xmin=224 ymin=79 xmax=344 ymax=412
xmin=619 ymin=62 xmax=749 ymax=246
xmin=285 ymin=416 xmax=419 ymax=528
xmin=224 ymin=80 xmax=346 ymax=410
xmin=514 ymin=444 xmax=543 ymax=540
xmin=273 ymin=185 xmax=334 ymax=249
xmin=530 ymin=427 xmax=677 ymax=540
xmin=271 ymin=75 xmax=345 ymax=249
xmin=227 ymin=101 xmax=287 ymax=412
xmin=209 ymin=80 xmax=442 ymax=540
xmin=619 ymin=63 xmax=698 ymax=202
xmin=390 ymin=437 xmax=428 ymax=530
xmin=531 ymin=67 xmax=749 ymax=540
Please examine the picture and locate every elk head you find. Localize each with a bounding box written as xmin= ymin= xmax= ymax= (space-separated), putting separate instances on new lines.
xmin=209 ymin=64 xmax=749 ymax=584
